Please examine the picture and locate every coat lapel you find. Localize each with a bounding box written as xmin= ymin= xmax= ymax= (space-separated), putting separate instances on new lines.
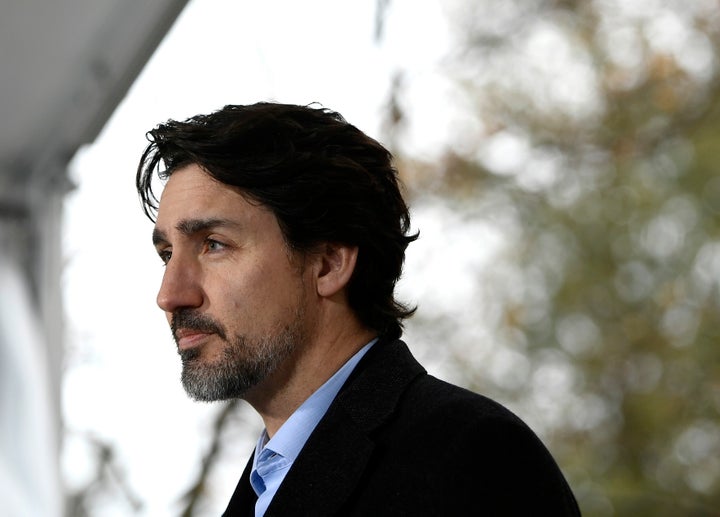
xmin=265 ymin=340 xmax=425 ymax=516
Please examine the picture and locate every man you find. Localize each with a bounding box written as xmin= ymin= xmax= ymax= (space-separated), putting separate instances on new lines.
xmin=136 ymin=102 xmax=581 ymax=516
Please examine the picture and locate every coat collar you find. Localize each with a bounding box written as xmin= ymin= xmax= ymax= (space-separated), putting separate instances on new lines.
xmin=263 ymin=339 xmax=425 ymax=516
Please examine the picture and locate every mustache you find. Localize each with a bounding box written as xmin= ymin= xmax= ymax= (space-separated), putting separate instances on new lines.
xmin=171 ymin=309 xmax=227 ymax=342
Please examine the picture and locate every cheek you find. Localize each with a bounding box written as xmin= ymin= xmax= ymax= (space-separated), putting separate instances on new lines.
xmin=209 ymin=254 xmax=304 ymax=319
xmin=211 ymin=262 xmax=277 ymax=313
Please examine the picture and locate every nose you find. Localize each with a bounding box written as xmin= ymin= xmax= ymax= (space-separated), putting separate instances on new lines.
xmin=156 ymin=255 xmax=203 ymax=313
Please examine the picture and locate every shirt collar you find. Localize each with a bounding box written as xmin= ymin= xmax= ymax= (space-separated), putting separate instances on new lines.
xmin=253 ymin=338 xmax=377 ymax=466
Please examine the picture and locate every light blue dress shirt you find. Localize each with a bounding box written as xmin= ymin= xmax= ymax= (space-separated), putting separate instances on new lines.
xmin=249 ymin=339 xmax=377 ymax=517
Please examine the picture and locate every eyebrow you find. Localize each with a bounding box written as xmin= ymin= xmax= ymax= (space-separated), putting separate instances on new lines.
xmin=152 ymin=218 xmax=240 ymax=247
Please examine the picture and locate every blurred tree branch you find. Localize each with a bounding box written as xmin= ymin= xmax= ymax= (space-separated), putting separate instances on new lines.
xmin=179 ymin=400 xmax=241 ymax=517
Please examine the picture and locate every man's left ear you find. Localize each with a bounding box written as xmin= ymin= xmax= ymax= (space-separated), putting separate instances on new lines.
xmin=316 ymin=243 xmax=359 ymax=298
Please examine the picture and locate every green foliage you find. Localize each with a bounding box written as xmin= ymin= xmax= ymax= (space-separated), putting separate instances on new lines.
xmin=396 ymin=1 xmax=720 ymax=514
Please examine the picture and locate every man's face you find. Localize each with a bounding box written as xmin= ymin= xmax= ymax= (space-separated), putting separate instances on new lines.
xmin=152 ymin=164 xmax=311 ymax=401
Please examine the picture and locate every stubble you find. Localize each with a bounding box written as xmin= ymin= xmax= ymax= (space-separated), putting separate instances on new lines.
xmin=173 ymin=308 xmax=303 ymax=401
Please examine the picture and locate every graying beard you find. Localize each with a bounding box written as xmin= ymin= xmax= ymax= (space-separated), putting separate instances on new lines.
xmin=179 ymin=321 xmax=300 ymax=402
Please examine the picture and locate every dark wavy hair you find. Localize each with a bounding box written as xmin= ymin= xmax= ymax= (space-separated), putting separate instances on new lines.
xmin=136 ymin=102 xmax=417 ymax=339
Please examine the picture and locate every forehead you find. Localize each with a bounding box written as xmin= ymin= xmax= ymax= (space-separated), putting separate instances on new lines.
xmin=154 ymin=163 xmax=268 ymax=231
xmin=159 ymin=164 xmax=235 ymax=209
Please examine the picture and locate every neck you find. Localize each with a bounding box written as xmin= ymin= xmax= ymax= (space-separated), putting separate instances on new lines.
xmin=245 ymin=321 xmax=376 ymax=437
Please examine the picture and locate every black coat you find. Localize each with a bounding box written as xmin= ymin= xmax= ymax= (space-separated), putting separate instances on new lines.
xmin=224 ymin=340 xmax=581 ymax=516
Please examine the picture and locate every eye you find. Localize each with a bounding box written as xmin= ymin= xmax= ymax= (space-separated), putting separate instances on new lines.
xmin=205 ymin=239 xmax=227 ymax=253
xmin=158 ymin=249 xmax=172 ymax=265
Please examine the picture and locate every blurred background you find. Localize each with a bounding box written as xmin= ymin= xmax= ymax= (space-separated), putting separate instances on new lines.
xmin=2 ymin=0 xmax=720 ymax=515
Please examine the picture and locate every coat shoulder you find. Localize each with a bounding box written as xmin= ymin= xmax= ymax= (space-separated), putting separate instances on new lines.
xmin=353 ymin=369 xmax=582 ymax=516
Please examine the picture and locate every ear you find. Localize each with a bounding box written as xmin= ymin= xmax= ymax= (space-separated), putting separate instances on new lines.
xmin=316 ymin=243 xmax=359 ymax=298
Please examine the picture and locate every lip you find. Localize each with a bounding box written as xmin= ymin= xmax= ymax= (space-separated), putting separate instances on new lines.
xmin=175 ymin=329 xmax=214 ymax=351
